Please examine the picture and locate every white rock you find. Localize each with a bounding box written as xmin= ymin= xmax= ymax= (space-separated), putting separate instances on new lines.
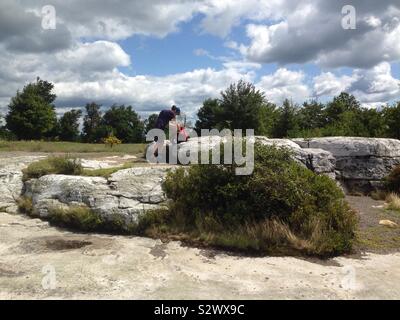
xmin=24 ymin=166 xmax=174 ymax=226
xmin=292 ymin=137 xmax=400 ymax=157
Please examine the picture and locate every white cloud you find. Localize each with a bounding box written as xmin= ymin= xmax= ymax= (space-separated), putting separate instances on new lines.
xmin=197 ymin=0 xmax=284 ymax=37
xmin=312 ymin=62 xmax=400 ymax=106
xmin=350 ymin=62 xmax=400 ymax=105
xmin=241 ymin=1 xmax=400 ymax=68
xmin=0 ymin=0 xmax=399 ymax=121
xmin=20 ymin=0 xmax=200 ymax=41
xmin=256 ymin=68 xmax=310 ymax=104
xmin=53 ymin=67 xmax=256 ymax=119
xmin=313 ymin=72 xmax=355 ymax=97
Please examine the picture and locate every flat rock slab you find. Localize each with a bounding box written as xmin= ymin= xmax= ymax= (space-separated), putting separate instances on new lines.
xmin=293 ymin=137 xmax=400 ymax=157
xmin=1 ymin=211 xmax=400 ymax=299
xmin=24 ymin=166 xmax=176 ymax=225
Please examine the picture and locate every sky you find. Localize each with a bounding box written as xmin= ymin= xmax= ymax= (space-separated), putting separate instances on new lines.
xmin=0 ymin=0 xmax=399 ymax=121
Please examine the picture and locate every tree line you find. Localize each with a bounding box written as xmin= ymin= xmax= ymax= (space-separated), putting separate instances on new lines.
xmin=195 ymin=80 xmax=400 ymax=139
xmin=1 ymin=78 xmax=158 ymax=143
xmin=1 ymin=78 xmax=400 ymax=143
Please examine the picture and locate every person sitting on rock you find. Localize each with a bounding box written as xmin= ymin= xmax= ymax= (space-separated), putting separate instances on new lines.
xmin=153 ymin=105 xmax=181 ymax=157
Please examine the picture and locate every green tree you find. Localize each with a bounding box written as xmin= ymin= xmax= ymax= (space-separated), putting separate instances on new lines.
xmin=6 ymin=78 xmax=57 ymax=140
xmin=297 ymin=100 xmax=326 ymax=131
xmin=58 ymin=109 xmax=82 ymax=141
xmin=82 ymin=102 xmax=102 ymax=142
xmin=101 ymin=105 xmax=144 ymax=143
xmin=358 ymin=108 xmax=386 ymax=137
xmin=195 ymin=81 xmax=270 ymax=134
xmin=325 ymin=92 xmax=361 ymax=124
xmin=144 ymin=113 xmax=159 ymax=134
xmin=195 ymin=98 xmax=221 ymax=132
xmin=383 ymin=102 xmax=400 ymax=139
xmin=272 ymin=99 xmax=299 ymax=138
xmin=219 ymin=80 xmax=267 ymax=132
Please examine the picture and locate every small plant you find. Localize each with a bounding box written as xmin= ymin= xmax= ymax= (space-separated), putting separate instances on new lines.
xmin=370 ymin=190 xmax=387 ymax=201
xmin=385 ymin=193 xmax=400 ymax=212
xmin=22 ymin=156 xmax=83 ymax=181
xmin=17 ymin=196 xmax=35 ymax=216
xmin=103 ymin=134 xmax=122 ymax=148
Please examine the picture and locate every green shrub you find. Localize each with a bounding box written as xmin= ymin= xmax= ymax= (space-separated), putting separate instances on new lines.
xmin=22 ymin=156 xmax=83 ymax=181
xmin=385 ymin=165 xmax=400 ymax=193
xmin=158 ymin=143 xmax=357 ymax=256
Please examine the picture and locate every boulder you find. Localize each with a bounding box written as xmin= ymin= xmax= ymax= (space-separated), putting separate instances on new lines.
xmin=254 ymin=136 xmax=336 ymax=176
xmin=24 ymin=166 xmax=174 ymax=227
xmin=0 ymin=156 xmax=44 ymax=213
xmin=292 ymin=137 xmax=400 ymax=192
xmin=146 ymin=136 xmax=336 ymax=178
xmin=292 ymin=137 xmax=400 ymax=157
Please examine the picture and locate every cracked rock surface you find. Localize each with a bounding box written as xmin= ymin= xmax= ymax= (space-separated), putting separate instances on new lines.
xmin=24 ymin=166 xmax=175 ymax=226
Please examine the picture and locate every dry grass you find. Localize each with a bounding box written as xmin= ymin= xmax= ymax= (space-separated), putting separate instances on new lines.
xmin=385 ymin=193 xmax=400 ymax=212
xmin=0 ymin=140 xmax=145 ymax=154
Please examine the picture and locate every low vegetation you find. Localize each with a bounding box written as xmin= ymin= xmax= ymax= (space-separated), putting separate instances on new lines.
xmin=385 ymin=193 xmax=400 ymax=212
xmin=139 ymin=144 xmax=358 ymax=257
xmin=16 ymin=196 xmax=137 ymax=234
xmin=81 ymin=162 xmax=136 ymax=178
xmin=16 ymin=196 xmax=34 ymax=216
xmin=0 ymin=140 xmax=145 ymax=153
xmin=22 ymin=156 xmax=83 ymax=181
xmin=23 ymin=155 xmax=148 ymax=181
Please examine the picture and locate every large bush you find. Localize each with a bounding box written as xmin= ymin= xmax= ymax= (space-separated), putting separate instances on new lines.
xmin=158 ymin=143 xmax=357 ymax=256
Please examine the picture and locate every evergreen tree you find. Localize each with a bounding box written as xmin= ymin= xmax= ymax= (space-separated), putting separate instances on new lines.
xmin=82 ymin=102 xmax=102 ymax=142
xmin=58 ymin=109 xmax=82 ymax=141
xmin=6 ymin=77 xmax=57 ymax=139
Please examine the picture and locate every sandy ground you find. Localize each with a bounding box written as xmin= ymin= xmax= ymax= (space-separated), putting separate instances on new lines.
xmin=1 ymin=211 xmax=399 ymax=300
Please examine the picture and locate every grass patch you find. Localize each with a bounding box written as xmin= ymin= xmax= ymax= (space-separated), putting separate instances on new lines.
xmin=385 ymin=193 xmax=400 ymax=212
xmin=47 ymin=205 xmax=138 ymax=234
xmin=48 ymin=205 xmax=104 ymax=231
xmin=16 ymin=196 xmax=35 ymax=216
xmin=355 ymin=226 xmax=400 ymax=252
xmin=370 ymin=190 xmax=387 ymax=201
xmin=81 ymin=162 xmax=142 ymax=178
xmin=22 ymin=156 xmax=83 ymax=181
xmin=0 ymin=140 xmax=145 ymax=154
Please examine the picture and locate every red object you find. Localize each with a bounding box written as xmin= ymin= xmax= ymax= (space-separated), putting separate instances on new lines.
xmin=178 ymin=125 xmax=189 ymax=143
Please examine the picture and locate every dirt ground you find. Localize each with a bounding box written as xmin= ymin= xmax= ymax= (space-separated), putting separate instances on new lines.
xmin=347 ymin=196 xmax=400 ymax=254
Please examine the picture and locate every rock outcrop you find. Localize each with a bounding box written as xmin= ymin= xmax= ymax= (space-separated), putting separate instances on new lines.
xmin=0 ymin=156 xmax=44 ymax=213
xmin=293 ymin=137 xmax=400 ymax=192
xmin=1 ymin=136 xmax=399 ymax=227
xmin=24 ymin=166 xmax=174 ymax=227
xmin=150 ymin=136 xmax=400 ymax=191
xmin=148 ymin=136 xmax=337 ymax=178
xmin=254 ymin=136 xmax=336 ymax=179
